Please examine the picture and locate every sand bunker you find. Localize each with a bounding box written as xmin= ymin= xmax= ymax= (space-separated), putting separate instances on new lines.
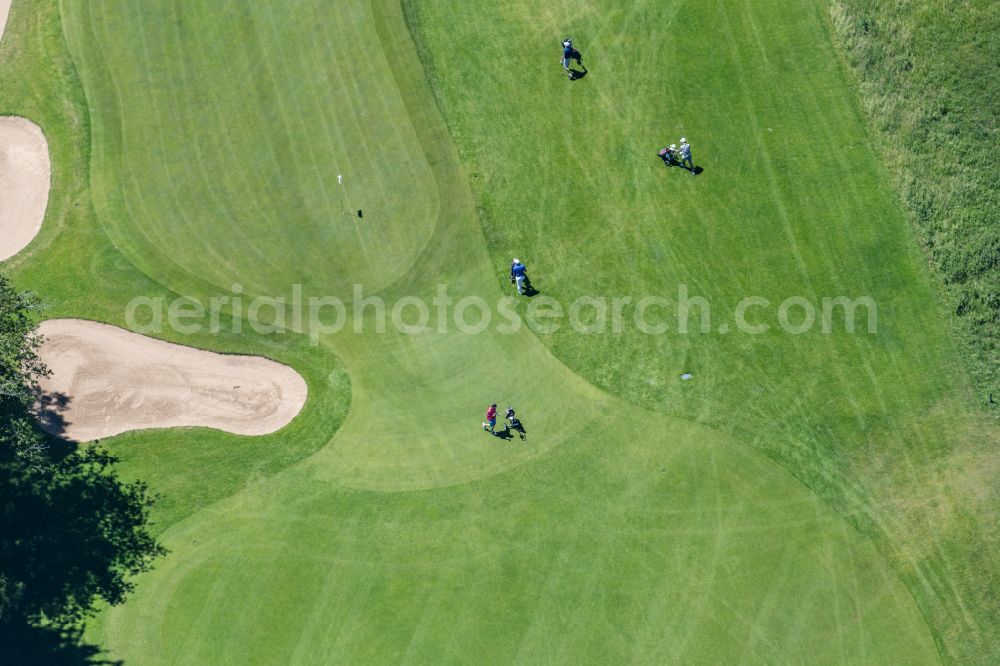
xmin=35 ymin=319 xmax=308 ymax=441
xmin=0 ymin=116 xmax=51 ymax=261
xmin=0 ymin=1 xmax=11 ymax=45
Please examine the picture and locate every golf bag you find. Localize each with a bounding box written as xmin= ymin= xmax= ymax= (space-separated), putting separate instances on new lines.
xmin=505 ymin=408 xmax=525 ymax=439
xmin=562 ymin=39 xmax=582 ymax=65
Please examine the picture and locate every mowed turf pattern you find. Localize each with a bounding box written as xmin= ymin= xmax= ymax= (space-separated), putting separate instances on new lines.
xmin=1 ymin=0 xmax=995 ymax=661
xmin=408 ymin=0 xmax=1000 ymax=660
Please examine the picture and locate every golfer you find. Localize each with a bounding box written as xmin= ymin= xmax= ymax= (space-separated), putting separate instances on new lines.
xmin=678 ymin=138 xmax=694 ymax=173
xmin=483 ymin=404 xmax=498 ymax=434
xmin=561 ymin=38 xmax=583 ymax=78
xmin=511 ymin=259 xmax=528 ymax=295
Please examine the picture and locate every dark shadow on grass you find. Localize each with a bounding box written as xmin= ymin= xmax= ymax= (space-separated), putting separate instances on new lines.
xmin=490 ymin=428 xmax=513 ymax=441
xmin=656 ymin=157 xmax=703 ymax=176
xmin=523 ymin=275 xmax=540 ymax=297
xmin=499 ymin=419 xmax=527 ymax=441
xmin=0 ymin=623 xmax=120 ymax=666
xmin=568 ymin=66 xmax=588 ymax=81
xmin=512 ymin=277 xmax=540 ymax=297
xmin=668 ymin=165 xmax=704 ymax=176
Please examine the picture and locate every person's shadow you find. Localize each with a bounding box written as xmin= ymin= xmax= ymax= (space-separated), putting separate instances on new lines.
xmin=505 ymin=419 xmax=527 ymax=441
xmin=567 ymin=48 xmax=588 ymax=81
xmin=492 ymin=428 xmax=514 ymax=441
xmin=657 ymin=158 xmax=704 ymax=176
xmin=488 ymin=418 xmax=528 ymax=441
xmin=515 ymin=274 xmax=540 ymax=297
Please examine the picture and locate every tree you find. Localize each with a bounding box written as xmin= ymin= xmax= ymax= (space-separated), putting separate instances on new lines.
xmin=0 ymin=274 xmax=164 ymax=636
xmin=0 ymin=275 xmax=49 ymax=465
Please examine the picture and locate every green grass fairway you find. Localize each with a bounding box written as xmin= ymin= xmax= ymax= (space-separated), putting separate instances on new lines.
xmin=1 ymin=0 xmax=997 ymax=661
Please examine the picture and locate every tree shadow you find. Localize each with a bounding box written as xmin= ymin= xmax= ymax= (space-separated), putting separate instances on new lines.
xmin=0 ymin=623 xmax=120 ymax=665
xmin=33 ymin=390 xmax=73 ymax=438
xmin=0 ymin=426 xmax=163 ymax=661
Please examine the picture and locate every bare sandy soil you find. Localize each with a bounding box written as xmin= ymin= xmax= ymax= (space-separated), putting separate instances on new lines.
xmin=0 ymin=116 xmax=50 ymax=261
xmin=0 ymin=0 xmax=10 ymax=45
xmin=36 ymin=319 xmax=308 ymax=441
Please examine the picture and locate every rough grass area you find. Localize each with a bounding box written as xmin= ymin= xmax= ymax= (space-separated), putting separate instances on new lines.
xmin=830 ymin=0 xmax=1000 ymax=408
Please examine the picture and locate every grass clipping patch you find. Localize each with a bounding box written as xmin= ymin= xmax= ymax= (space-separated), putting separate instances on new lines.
xmin=830 ymin=0 xmax=1000 ymax=405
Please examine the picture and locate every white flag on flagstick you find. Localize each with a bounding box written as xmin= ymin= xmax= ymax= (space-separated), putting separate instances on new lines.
xmin=337 ymin=174 xmax=343 ymax=184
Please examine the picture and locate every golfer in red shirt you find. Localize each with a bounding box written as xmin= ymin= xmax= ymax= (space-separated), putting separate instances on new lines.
xmin=483 ymin=404 xmax=498 ymax=433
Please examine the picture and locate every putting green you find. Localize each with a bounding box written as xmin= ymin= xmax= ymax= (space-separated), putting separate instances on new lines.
xmin=65 ymin=0 xmax=438 ymax=300
xmin=7 ymin=0 xmax=997 ymax=659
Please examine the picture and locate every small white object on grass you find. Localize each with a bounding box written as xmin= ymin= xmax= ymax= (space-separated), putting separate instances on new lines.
xmin=680 ymin=373 xmax=693 ymax=380
xmin=337 ymin=174 xmax=343 ymax=184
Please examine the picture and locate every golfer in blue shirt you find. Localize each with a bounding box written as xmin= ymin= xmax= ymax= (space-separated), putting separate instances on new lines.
xmin=511 ymin=259 xmax=528 ymax=295
xmin=561 ymin=38 xmax=583 ymax=79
